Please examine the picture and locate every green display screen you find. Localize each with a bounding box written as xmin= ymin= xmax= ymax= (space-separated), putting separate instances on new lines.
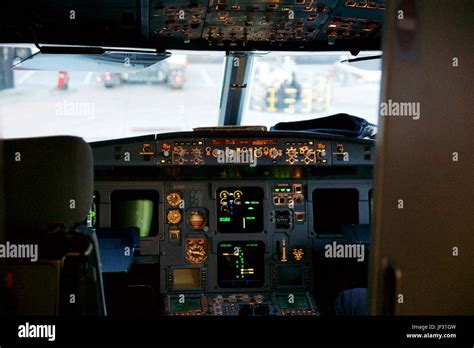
xmin=276 ymin=294 xmax=310 ymax=310
xmin=218 ymin=241 xmax=264 ymax=288
xmin=216 ymin=187 xmax=264 ymax=233
xmin=170 ymin=298 xmax=201 ymax=312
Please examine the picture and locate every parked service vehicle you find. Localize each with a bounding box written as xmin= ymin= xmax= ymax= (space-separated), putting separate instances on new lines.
xmin=98 ymin=54 xmax=187 ymax=89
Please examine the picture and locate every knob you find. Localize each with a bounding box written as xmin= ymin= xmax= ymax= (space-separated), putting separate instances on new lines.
xmin=299 ymin=146 xmax=309 ymax=155
xmin=286 ymin=147 xmax=297 ymax=157
xmin=192 ymin=148 xmax=202 ymax=157
xmin=212 ymin=149 xmax=223 ymax=157
xmin=269 ymin=147 xmax=279 ymax=159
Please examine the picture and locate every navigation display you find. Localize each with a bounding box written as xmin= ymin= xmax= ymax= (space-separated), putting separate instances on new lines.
xmin=216 ymin=187 xmax=264 ymax=233
xmin=218 ymin=242 xmax=265 ymax=288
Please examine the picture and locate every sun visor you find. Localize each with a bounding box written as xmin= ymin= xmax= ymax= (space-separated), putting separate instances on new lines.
xmin=11 ymin=48 xmax=171 ymax=72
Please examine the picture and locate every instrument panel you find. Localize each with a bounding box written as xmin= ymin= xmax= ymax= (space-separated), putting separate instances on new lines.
xmin=163 ymin=292 xmax=317 ymax=316
xmin=91 ymin=131 xmax=373 ymax=316
xmin=3 ymin=0 xmax=385 ymax=55
xmin=157 ymin=180 xmax=316 ymax=295
xmin=158 ymin=137 xmax=331 ymax=166
xmin=146 ymin=0 xmax=385 ymax=49
xmin=92 ymin=131 xmax=374 ymax=167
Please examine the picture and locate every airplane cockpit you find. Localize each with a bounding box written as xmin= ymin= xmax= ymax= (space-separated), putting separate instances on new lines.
xmin=0 ymin=0 xmax=472 ymax=345
xmin=90 ymin=125 xmax=374 ymax=317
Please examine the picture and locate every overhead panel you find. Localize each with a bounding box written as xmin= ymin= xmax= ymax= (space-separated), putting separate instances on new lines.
xmin=150 ymin=1 xmax=207 ymax=42
xmin=148 ymin=0 xmax=384 ymax=48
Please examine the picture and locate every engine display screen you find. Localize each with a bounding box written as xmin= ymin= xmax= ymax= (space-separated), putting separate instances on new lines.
xmin=218 ymin=242 xmax=265 ymax=288
xmin=216 ymin=187 xmax=264 ymax=233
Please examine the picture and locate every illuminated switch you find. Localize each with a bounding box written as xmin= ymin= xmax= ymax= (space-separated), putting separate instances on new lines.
xmin=169 ymin=227 xmax=181 ymax=241
xmin=294 ymin=212 xmax=305 ymax=222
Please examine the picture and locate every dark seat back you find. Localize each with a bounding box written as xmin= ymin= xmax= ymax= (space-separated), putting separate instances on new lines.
xmin=0 ymin=136 xmax=106 ymax=315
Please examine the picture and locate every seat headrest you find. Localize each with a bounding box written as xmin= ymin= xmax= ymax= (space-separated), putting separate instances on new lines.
xmin=3 ymin=136 xmax=93 ymax=240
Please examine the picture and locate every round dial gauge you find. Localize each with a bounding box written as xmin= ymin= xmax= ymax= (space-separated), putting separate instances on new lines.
xmin=186 ymin=243 xmax=208 ymax=264
xmin=166 ymin=192 xmax=182 ymax=207
xmin=167 ymin=209 xmax=182 ymax=224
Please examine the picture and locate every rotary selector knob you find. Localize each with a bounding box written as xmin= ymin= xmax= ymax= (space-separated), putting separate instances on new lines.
xmin=212 ymin=149 xmax=223 ymax=157
xmin=269 ymin=147 xmax=279 ymax=159
xmin=286 ymin=147 xmax=297 ymax=157
xmin=192 ymin=148 xmax=202 ymax=157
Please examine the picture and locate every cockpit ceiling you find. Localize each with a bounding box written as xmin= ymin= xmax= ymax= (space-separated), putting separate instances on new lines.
xmin=0 ymin=0 xmax=385 ymax=51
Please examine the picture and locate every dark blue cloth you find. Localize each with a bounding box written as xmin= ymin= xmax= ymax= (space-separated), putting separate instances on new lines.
xmin=335 ymin=288 xmax=368 ymax=316
xmin=271 ymin=113 xmax=377 ymax=138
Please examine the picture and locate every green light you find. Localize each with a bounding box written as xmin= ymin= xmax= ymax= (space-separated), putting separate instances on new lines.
xmin=246 ymin=243 xmax=258 ymax=247
xmin=219 ymin=217 xmax=231 ymax=222
xmin=248 ymin=207 xmax=254 ymax=210
xmin=221 ymin=244 xmax=231 ymax=247
xmin=246 ymin=216 xmax=256 ymax=220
